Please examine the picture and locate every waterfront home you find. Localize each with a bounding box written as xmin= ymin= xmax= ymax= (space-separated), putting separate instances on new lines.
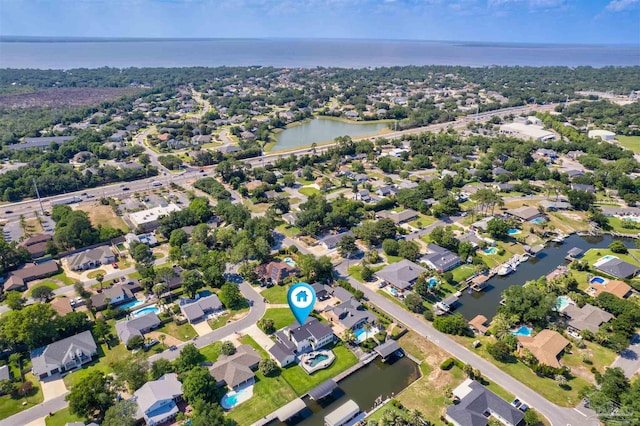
xmin=323 ymin=297 xmax=376 ymax=331
xmin=65 ymin=246 xmax=116 ymax=271
xmin=209 ymin=344 xmax=261 ymax=389
xmin=588 ymin=280 xmax=632 ymax=299
xmin=269 ymin=318 xmax=334 ymax=367
xmin=468 ymin=315 xmax=490 ymax=335
xmin=90 ymin=285 xmax=135 ymax=310
xmin=30 ymin=330 xmax=97 ymax=379
xmin=562 ymin=304 xmax=613 ymax=334
xmin=594 ymin=257 xmax=640 ymax=279
xmin=447 ymin=379 xmax=524 ymax=426
xmin=132 ymin=373 xmax=183 ymax=426
xmin=115 ymin=313 xmax=162 ymax=348
xmin=517 ymin=330 xmax=569 ymax=368
xmin=180 ymin=294 xmax=224 ymax=323
xmin=506 ymin=206 xmax=544 ymax=222
xmin=420 ymin=244 xmax=462 ymax=273
xmin=375 ymin=259 xmax=427 ymax=291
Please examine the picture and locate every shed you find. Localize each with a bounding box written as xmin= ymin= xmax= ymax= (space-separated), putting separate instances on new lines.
xmin=374 ymin=340 xmax=401 ymax=360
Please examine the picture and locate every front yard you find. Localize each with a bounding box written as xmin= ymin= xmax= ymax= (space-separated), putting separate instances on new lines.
xmin=156 ymin=321 xmax=198 ymax=342
xmin=261 ymin=284 xmax=290 ymax=304
xmin=0 ymin=372 xmax=44 ymax=420
xmin=208 ymin=308 xmax=250 ymax=330
xmin=262 ymin=308 xmax=296 ymax=330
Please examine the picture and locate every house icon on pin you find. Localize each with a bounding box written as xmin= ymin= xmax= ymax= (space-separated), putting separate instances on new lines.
xmin=296 ymin=290 xmax=308 ymax=303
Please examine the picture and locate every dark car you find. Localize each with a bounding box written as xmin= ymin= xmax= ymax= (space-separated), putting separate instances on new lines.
xmin=4 ymin=210 xmax=13 ymax=214
xmin=169 ymin=345 xmax=178 ymax=351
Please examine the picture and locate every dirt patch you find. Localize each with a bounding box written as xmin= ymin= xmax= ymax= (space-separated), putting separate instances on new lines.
xmin=0 ymin=87 xmax=142 ymax=109
xmin=398 ymin=331 xmax=451 ymax=363
xmin=76 ymin=203 xmax=128 ymax=231
xmin=145 ymin=331 xmax=183 ymax=347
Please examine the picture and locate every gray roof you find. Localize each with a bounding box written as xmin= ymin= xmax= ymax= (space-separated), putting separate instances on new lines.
xmin=115 ymin=312 xmax=161 ymax=345
xmin=9 ymin=136 xmax=74 ymax=150
xmin=133 ymin=373 xmax=182 ymax=423
xmin=376 ymin=259 xmax=427 ymax=290
xmin=181 ymin=294 xmax=223 ymax=322
xmin=0 ymin=365 xmax=9 ymax=381
xmin=209 ymin=344 xmax=261 ymax=388
xmin=563 ymin=304 xmax=613 ymax=333
xmin=567 ymin=247 xmax=584 ymax=257
xmin=288 ymin=317 xmax=334 ymax=341
xmin=421 ymin=245 xmax=462 ymax=272
xmin=375 ymin=340 xmax=401 ymax=358
xmin=66 ymin=246 xmax=114 ymax=269
xmin=326 ymin=298 xmax=376 ymax=329
xmin=308 ymin=379 xmax=338 ymax=400
xmin=30 ymin=331 xmax=97 ymax=377
xmin=447 ymin=380 xmax=524 ymax=426
xmin=376 ymin=209 xmax=419 ymax=224
xmin=325 ymin=400 xmax=360 ymax=426
xmin=331 ymin=287 xmax=354 ymax=303
xmin=90 ymin=286 xmax=133 ymax=310
xmin=269 ymin=341 xmax=295 ymax=363
xmin=320 ymin=230 xmax=354 ymax=249
xmin=596 ymin=258 xmax=640 ymax=279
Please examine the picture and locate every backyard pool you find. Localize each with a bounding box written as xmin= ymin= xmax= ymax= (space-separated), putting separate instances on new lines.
xmin=119 ymin=299 xmax=144 ymax=311
xmin=483 ymin=247 xmax=498 ymax=255
xmin=283 ymin=257 xmax=297 ymax=267
xmin=221 ymin=385 xmax=254 ymax=410
xmin=354 ymin=325 xmax=380 ymax=343
xmin=428 ymin=277 xmax=439 ymax=287
xmin=530 ymin=217 xmax=546 ymax=225
xmin=555 ymin=296 xmax=573 ymax=312
xmin=590 ymin=276 xmax=607 ymax=285
xmin=511 ymin=326 xmax=532 ymax=337
xmin=389 ymin=287 xmax=399 ymax=297
xmin=131 ymin=305 xmax=159 ymax=318
xmin=507 ymin=229 xmax=521 ymax=235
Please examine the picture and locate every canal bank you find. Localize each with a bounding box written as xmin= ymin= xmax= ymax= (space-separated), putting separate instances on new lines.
xmin=456 ymin=234 xmax=636 ymax=321
xmin=270 ymin=117 xmax=390 ymax=151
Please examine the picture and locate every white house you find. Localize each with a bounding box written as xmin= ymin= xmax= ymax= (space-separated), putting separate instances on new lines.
xmin=133 ymin=373 xmax=183 ymax=426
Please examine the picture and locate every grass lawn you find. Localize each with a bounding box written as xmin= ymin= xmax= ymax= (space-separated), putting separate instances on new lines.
xmin=81 ymin=204 xmax=128 ymax=232
xmin=86 ymin=269 xmax=107 ymax=279
xmin=28 ymin=281 xmax=59 ymax=297
xmin=280 ymin=343 xmax=358 ymax=395
xmin=451 ymin=265 xmax=476 ymax=284
xmin=63 ymin=343 xmax=128 ymax=388
xmin=408 ymin=214 xmax=438 ymax=230
xmin=0 ymin=373 xmax=44 ymax=420
xmin=157 ymin=321 xmax=197 ymax=342
xmin=384 ymin=255 xmax=404 ymax=264
xmin=606 ymin=217 xmax=640 ymax=235
xmin=208 ymin=308 xmax=250 ymax=330
xmin=200 ymin=341 xmax=223 ymax=363
xmin=561 ymin=340 xmax=617 ymax=383
xmin=299 ymin=186 xmax=321 ymax=197
xmin=617 ymin=135 xmax=640 ymax=153
xmin=242 ymin=199 xmax=271 ymax=214
xmin=275 ymin=223 xmax=302 ymax=238
xmin=453 ymin=335 xmax=590 ymax=407
xmin=262 ymin=308 xmax=296 ymax=331
xmin=45 ymin=407 xmax=83 ymax=426
xmin=377 ymin=290 xmax=405 ymax=308
xmin=367 ymin=402 xmax=407 ymax=422
xmin=261 ymin=284 xmax=290 ymax=304
xmin=50 ymin=272 xmax=76 ymax=285
xmin=239 ymin=335 xmax=269 ymax=358
xmin=582 ymin=248 xmax=640 ymax=269
xmin=347 ymin=264 xmax=383 ymax=283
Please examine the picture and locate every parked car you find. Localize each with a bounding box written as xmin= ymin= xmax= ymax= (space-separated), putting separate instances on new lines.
xmin=169 ymin=345 xmax=178 ymax=351
xmin=519 ymin=404 xmax=529 ymax=412
xmin=111 ymin=262 xmax=119 ymax=269
xmin=511 ymin=399 xmax=521 ymax=408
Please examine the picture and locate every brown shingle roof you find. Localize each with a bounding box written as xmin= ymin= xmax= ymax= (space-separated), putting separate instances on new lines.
xmin=590 ymin=280 xmax=632 ymax=299
xmin=468 ymin=315 xmax=489 ymax=334
xmin=517 ymin=329 xmax=569 ymax=368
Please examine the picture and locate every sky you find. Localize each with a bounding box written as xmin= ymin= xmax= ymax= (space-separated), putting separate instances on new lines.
xmin=0 ymin=0 xmax=639 ymax=45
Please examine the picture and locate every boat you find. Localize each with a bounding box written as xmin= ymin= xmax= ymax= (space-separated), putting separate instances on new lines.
xmin=497 ymin=264 xmax=514 ymax=276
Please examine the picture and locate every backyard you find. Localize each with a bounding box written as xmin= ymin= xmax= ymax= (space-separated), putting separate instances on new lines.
xmin=261 ymin=284 xmax=290 ymax=304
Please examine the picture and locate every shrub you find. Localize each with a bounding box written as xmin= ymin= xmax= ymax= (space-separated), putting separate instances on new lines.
xmin=487 ymin=341 xmax=512 ymax=362
xmin=257 ymin=318 xmax=275 ymax=334
xmin=220 ymin=341 xmax=236 ymax=356
xmin=423 ymin=308 xmax=434 ymax=321
xmin=382 ymin=239 xmax=399 ymax=256
xmin=258 ymin=359 xmax=280 ymax=377
xmin=609 ymin=241 xmax=628 ymax=254
xmin=375 ymin=330 xmax=387 ymax=342
xmin=440 ymin=358 xmax=455 ymax=370
xmin=361 ymin=266 xmax=374 ymax=281
xmin=433 ymin=314 xmax=470 ymax=335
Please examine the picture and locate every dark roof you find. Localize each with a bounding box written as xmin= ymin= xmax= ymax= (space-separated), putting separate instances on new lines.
xmin=375 ymin=259 xmax=427 ymax=290
xmin=375 ymin=340 xmax=401 ymax=358
xmin=563 ymin=304 xmax=614 ymax=333
xmin=90 ymin=286 xmax=134 ymax=310
xmin=9 ymin=136 xmax=74 ymax=150
xmin=30 ymin=330 xmax=97 ymax=377
xmin=567 ymin=247 xmax=584 ymax=258
xmin=8 ymin=261 xmax=58 ymax=282
xmin=289 ymin=317 xmax=334 ymax=341
xmin=308 ymin=379 xmax=338 ymax=400
xmin=320 ymin=231 xmax=354 ymax=248
xmin=596 ymin=258 xmax=640 ymax=279
xmin=447 ymin=380 xmax=524 ymax=426
xmin=115 ymin=313 xmax=161 ymax=345
xmin=269 ymin=341 xmax=295 ymax=362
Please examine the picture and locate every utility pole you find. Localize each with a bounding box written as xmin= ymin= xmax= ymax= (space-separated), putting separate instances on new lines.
xmin=32 ymin=178 xmax=44 ymax=214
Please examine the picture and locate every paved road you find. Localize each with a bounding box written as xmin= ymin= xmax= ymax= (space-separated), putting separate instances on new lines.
xmin=611 ymin=333 xmax=640 ymax=378
xmin=333 ymin=259 xmax=598 ymax=426
xmin=0 ymin=394 xmax=68 ymax=426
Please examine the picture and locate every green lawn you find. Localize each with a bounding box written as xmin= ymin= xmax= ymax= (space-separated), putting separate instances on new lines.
xmin=299 ymin=186 xmax=321 ymax=197
xmin=377 ymin=290 xmax=405 ymax=308
xmin=239 ymin=335 xmax=269 ymax=358
xmin=200 ymin=341 xmax=223 ymax=363
xmin=156 ymin=321 xmax=197 ymax=342
xmin=384 ymin=255 xmax=404 ymax=264
xmin=279 ymin=343 xmax=358 ymax=395
xmin=347 ymin=264 xmax=383 ymax=283
xmin=261 ymin=284 xmax=290 ymax=304
xmin=408 ymin=214 xmax=437 ymax=230
xmin=617 ymin=135 xmax=640 ymax=153
xmin=0 ymin=373 xmax=44 ymax=420
xmin=28 ymin=281 xmax=59 ymax=297
xmin=262 ymin=308 xmax=296 ymax=330
xmin=50 ymin=272 xmax=76 ymax=285
xmin=451 ymin=265 xmax=476 ymax=284
xmin=63 ymin=343 xmax=128 ymax=388
xmin=582 ymin=248 xmax=640 ymax=270
xmin=606 ymin=217 xmax=640 ymax=236
xmin=208 ymin=308 xmax=250 ymax=330
xmin=45 ymin=407 xmax=83 ymax=426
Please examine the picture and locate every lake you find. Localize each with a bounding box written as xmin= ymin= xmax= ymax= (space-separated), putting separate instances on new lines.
xmin=272 ymin=118 xmax=388 ymax=151
xmin=282 ymin=356 xmax=420 ymax=426
xmin=1 ymin=39 xmax=638 ymax=69
xmin=455 ymin=234 xmax=637 ymax=321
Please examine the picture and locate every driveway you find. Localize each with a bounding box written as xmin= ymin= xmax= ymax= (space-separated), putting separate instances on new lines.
xmin=40 ymin=377 xmax=67 ymax=402
xmin=243 ymin=324 xmax=275 ymax=352
xmin=611 ymin=333 xmax=640 ymax=378
xmin=24 ymin=417 xmax=46 ymax=426
xmin=191 ymin=320 xmax=213 ymax=337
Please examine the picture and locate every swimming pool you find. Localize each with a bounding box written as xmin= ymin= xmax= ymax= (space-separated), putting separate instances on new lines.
xmin=354 ymin=325 xmax=380 ymax=343
xmin=131 ymin=305 xmax=159 ymax=318
xmin=507 ymin=229 xmax=521 ymax=235
xmin=590 ymin=276 xmax=607 ymax=285
xmin=283 ymin=257 xmax=296 ymax=267
xmin=428 ymin=277 xmax=439 ymax=288
xmin=511 ymin=326 xmax=532 ymax=337
xmin=530 ymin=217 xmax=546 ymax=225
xmin=119 ymin=299 xmax=144 ymax=311
xmin=483 ymin=247 xmax=498 ymax=255
xmin=555 ymin=296 xmax=573 ymax=312
xmin=389 ymin=287 xmax=399 ymax=297
xmin=221 ymin=385 xmax=254 ymax=410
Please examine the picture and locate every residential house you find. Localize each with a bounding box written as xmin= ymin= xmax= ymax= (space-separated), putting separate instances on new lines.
xmin=468 ymin=315 xmax=490 ymax=335
xmin=331 ymin=287 xmax=354 ymax=303
xmin=311 ymin=282 xmax=331 ymax=301
xmin=565 ymin=169 xmax=585 ymax=179
xmin=446 ymin=379 xmax=524 ymax=426
xmin=133 ymin=373 xmax=183 ymax=426
xmin=539 ymin=200 xmax=571 ymax=211
xmin=355 ymin=189 xmax=371 ymax=202
xmin=65 ymin=246 xmax=116 ymax=271
xmin=506 ymin=206 xmax=544 ymax=222
xmin=8 ymin=136 xmax=74 ymax=151
xmin=376 ymin=185 xmax=399 ymax=197
xmin=50 ymin=297 xmax=73 ymax=317
xmin=191 ymin=135 xmax=212 ymax=144
xmin=562 ymin=304 xmax=613 ymax=334
xmin=570 ymin=183 xmax=596 ymax=193
xmin=115 ymin=313 xmax=162 ymax=347
xmin=270 ymin=318 xmax=335 ymax=367
xmin=421 ymin=244 xmax=462 ymax=273
xmin=594 ymin=257 xmax=640 ymax=279
xmin=30 ymin=330 xmax=98 ymax=379
xmin=209 ymin=344 xmax=261 ymax=389
xmin=4 ymin=261 xmax=59 ymax=291
xmin=375 ymin=259 xmax=427 ymax=291
xmin=516 ymin=330 xmax=569 ymax=368
xmin=323 ymin=297 xmax=376 ymax=331
xmin=493 ymin=183 xmax=515 ymax=192
xmin=375 ymin=209 xmax=419 ymax=225
xmin=180 ymin=294 xmax=224 ymax=323
xmin=588 ymin=280 xmax=632 ymax=299
xmin=282 ymin=212 xmax=298 ymax=226
xmin=319 ymin=230 xmax=354 ymax=250
xmin=255 ymin=261 xmax=297 ymax=285
xmin=588 ymin=129 xmax=616 ymax=141
xmin=19 ymin=233 xmax=52 ymax=258
xmin=471 ymin=216 xmax=494 ymax=232
xmin=90 ymin=285 xmax=135 ymax=310
xmin=218 ymin=145 xmax=240 ymax=154
xmin=492 ymin=167 xmax=510 ymax=177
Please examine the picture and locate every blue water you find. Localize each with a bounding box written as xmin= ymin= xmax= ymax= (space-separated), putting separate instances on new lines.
xmin=556 ymin=296 xmax=572 ymax=311
xmin=354 ymin=326 xmax=379 ymax=343
xmin=283 ymin=257 xmax=296 ymax=267
xmin=131 ymin=305 xmax=159 ymax=318
xmin=512 ymin=326 xmax=532 ymax=337
xmin=307 ymin=354 xmax=330 ymax=367
xmin=221 ymin=385 xmax=253 ymax=409
xmin=1 ymin=39 xmax=638 ymax=69
xmin=223 ymin=394 xmax=238 ymax=407
xmin=428 ymin=277 xmax=439 ymax=287
xmin=119 ymin=299 xmax=143 ymax=311
xmin=590 ymin=276 xmax=606 ymax=285
xmin=483 ymin=247 xmax=498 ymax=255
xmin=507 ymin=228 xmax=521 ymax=235
xmin=531 ymin=217 xmax=546 ymax=225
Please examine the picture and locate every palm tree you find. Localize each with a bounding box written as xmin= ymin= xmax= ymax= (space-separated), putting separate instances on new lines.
xmin=159 ymin=334 xmax=166 ymax=347
xmin=96 ymin=273 xmax=105 ymax=291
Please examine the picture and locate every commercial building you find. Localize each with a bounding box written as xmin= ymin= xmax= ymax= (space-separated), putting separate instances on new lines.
xmin=128 ymin=203 xmax=181 ymax=231
xmin=500 ymin=122 xmax=556 ymax=142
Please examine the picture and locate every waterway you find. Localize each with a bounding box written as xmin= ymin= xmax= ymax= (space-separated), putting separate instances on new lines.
xmin=272 ymin=117 xmax=388 ymax=151
xmin=282 ymin=356 xmax=420 ymax=426
xmin=455 ymin=234 xmax=636 ymax=321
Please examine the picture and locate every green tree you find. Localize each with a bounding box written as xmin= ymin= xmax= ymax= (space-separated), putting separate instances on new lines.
xmin=609 ymin=241 xmax=628 ymax=254
xmin=5 ymin=291 xmax=25 ymax=310
xmin=487 ymin=341 xmax=513 ymax=362
xmin=567 ymin=190 xmax=596 ymax=210
xmin=113 ymin=355 xmax=149 ymax=392
xmin=181 ymin=270 xmax=204 ymax=299
xmin=95 ymin=273 xmax=104 ymax=291
xmin=258 ymin=359 xmax=280 ymax=377
xmin=404 ymin=293 xmax=425 ymax=313
xmin=398 ymin=240 xmax=420 ymax=261
xmin=93 ymin=318 xmax=112 ymax=348
xmin=182 ymin=366 xmax=219 ymax=403
xmin=219 ymin=282 xmax=246 ymax=310
xmin=66 ymin=370 xmax=116 ymax=419
xmin=169 ymin=228 xmax=188 ymax=247
xmin=190 ymin=399 xmax=237 ymax=426
xmin=220 ymin=341 xmax=236 ymax=356
xmin=361 ymin=266 xmax=374 ymax=281
xmin=486 ymin=218 xmax=510 ymax=239
xmin=150 ymin=358 xmax=174 ymax=380
xmin=337 ymin=235 xmax=358 ymax=258
xmin=382 ymin=239 xmax=399 ymax=256
xmin=257 ymin=318 xmax=276 ymax=334
xmin=126 ymin=335 xmax=145 ymax=350
xmin=175 ymin=344 xmax=204 ymax=373
xmin=433 ymin=313 xmax=469 ymax=336
xmin=101 ymin=400 xmax=137 ymax=426
xmin=31 ymin=286 xmax=54 ymax=302
xmin=0 ymin=379 xmax=16 ymax=395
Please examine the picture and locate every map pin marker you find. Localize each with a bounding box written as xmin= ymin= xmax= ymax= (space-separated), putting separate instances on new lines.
xmin=287 ymin=282 xmax=316 ymax=325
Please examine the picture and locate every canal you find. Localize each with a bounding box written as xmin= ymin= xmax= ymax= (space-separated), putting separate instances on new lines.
xmin=282 ymin=356 xmax=420 ymax=426
xmin=456 ymin=234 xmax=636 ymax=321
xmin=272 ymin=117 xmax=389 ymax=151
